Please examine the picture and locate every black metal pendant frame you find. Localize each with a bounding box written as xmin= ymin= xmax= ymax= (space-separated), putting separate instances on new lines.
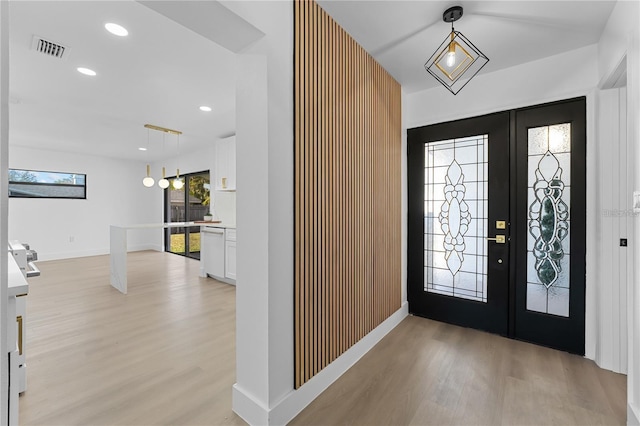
xmin=425 ymin=6 xmax=489 ymax=95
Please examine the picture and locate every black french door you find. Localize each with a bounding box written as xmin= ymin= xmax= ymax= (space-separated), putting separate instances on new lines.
xmin=407 ymin=97 xmax=586 ymax=355
xmin=164 ymin=171 xmax=211 ymax=260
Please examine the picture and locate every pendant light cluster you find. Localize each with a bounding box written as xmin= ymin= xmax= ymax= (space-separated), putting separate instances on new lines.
xmin=142 ymin=124 xmax=184 ymax=190
xmin=424 ymin=6 xmax=489 ymax=95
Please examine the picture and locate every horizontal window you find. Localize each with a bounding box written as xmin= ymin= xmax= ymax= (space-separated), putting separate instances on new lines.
xmin=9 ymin=169 xmax=86 ymax=199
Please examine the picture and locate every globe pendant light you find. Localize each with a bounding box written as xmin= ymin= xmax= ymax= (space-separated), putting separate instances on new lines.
xmin=173 ymin=133 xmax=184 ymax=190
xmin=424 ymin=6 xmax=489 ymax=95
xmin=173 ymin=168 xmax=184 ymax=190
xmin=143 ymin=164 xmax=155 ymax=187
xmin=158 ymin=166 xmax=170 ymax=189
xmin=142 ymin=128 xmax=155 ymax=187
xmin=158 ymin=132 xmax=170 ymax=189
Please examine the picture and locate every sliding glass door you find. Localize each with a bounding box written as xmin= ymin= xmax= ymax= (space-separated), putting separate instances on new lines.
xmin=164 ymin=171 xmax=210 ymax=260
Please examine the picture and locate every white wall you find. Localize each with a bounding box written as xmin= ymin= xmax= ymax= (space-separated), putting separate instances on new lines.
xmin=596 ymin=87 xmax=630 ymax=374
xmin=9 ymin=146 xmax=159 ymax=260
xmin=1 ymin=0 xmax=9 ymax=421
xmin=596 ymin=1 xmax=640 ymax=423
xmin=223 ymin=0 xmax=294 ymax=422
xmin=8 ymin=139 xmax=234 ymax=260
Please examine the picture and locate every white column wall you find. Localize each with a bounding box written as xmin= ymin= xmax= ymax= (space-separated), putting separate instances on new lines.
xmin=596 ymin=2 xmax=640 ymax=422
xmin=1 ymin=0 xmax=9 ymax=422
xmin=222 ymin=1 xmax=294 ymax=423
xmin=596 ymin=87 xmax=630 ymax=374
xmin=627 ymin=6 xmax=640 ymax=424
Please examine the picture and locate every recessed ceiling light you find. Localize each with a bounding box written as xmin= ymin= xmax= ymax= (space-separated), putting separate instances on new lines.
xmin=138 ymin=147 xmax=147 ymax=151
xmin=105 ymin=23 xmax=128 ymax=37
xmin=199 ymin=106 xmax=212 ymax=112
xmin=77 ymin=67 xmax=97 ymax=76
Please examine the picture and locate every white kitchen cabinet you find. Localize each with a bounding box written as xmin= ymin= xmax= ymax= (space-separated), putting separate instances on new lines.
xmin=7 ymin=253 xmax=29 ymax=426
xmin=202 ymin=226 xmax=225 ymax=279
xmin=225 ymin=229 xmax=236 ymax=281
xmin=214 ymin=136 xmax=236 ymax=191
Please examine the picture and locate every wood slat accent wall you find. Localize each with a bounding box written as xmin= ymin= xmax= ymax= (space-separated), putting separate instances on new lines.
xmin=294 ymin=0 xmax=402 ymax=388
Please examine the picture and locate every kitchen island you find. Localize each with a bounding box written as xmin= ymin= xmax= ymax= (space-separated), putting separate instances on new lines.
xmin=109 ymin=222 xmax=236 ymax=294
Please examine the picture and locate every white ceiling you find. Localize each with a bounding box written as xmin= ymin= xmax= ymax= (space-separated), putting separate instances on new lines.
xmin=9 ymin=1 xmax=617 ymax=162
xmin=9 ymin=0 xmax=239 ymax=162
xmin=318 ymin=0 xmax=617 ymax=93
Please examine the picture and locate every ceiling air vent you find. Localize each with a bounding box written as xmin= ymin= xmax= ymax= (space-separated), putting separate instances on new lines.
xmin=31 ymin=36 xmax=68 ymax=59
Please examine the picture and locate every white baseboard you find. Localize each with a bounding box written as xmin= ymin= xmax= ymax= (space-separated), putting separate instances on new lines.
xmin=629 ymin=402 xmax=640 ymax=426
xmin=232 ymin=384 xmax=270 ymax=426
xmin=37 ymin=244 xmax=162 ymax=261
xmin=39 ymin=248 xmax=110 ymax=261
xmin=232 ymin=302 xmax=409 ymax=425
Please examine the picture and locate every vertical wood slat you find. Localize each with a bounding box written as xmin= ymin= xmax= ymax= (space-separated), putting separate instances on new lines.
xmin=293 ymin=0 xmax=401 ymax=388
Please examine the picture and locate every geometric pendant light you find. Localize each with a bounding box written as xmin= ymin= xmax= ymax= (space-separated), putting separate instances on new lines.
xmin=424 ymin=6 xmax=489 ymax=95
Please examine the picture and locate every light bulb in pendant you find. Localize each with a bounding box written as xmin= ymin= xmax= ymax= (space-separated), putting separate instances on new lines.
xmin=445 ymin=32 xmax=456 ymax=68
xmin=173 ymin=169 xmax=184 ymax=190
xmin=158 ymin=167 xmax=170 ymax=189
xmin=143 ymin=164 xmax=155 ymax=187
xmin=446 ymin=50 xmax=456 ymax=67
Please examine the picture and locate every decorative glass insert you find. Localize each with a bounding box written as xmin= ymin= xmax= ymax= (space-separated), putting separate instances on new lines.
xmin=424 ymin=135 xmax=488 ymax=302
xmin=527 ymin=123 xmax=571 ymax=317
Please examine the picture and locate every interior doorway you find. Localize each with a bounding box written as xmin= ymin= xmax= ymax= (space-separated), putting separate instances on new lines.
xmin=407 ymin=97 xmax=586 ymax=355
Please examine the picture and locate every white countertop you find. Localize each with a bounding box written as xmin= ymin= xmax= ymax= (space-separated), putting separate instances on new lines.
xmin=8 ymin=253 xmax=28 ymax=297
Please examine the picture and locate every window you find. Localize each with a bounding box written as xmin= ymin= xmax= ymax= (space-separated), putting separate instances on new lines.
xmin=9 ymin=169 xmax=86 ymax=199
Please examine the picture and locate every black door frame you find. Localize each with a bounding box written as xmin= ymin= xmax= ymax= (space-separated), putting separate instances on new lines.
xmin=408 ymin=97 xmax=586 ymax=355
xmin=511 ymin=98 xmax=586 ymax=354
xmin=407 ymin=111 xmax=511 ymax=335
xmin=163 ymin=169 xmax=211 ymax=259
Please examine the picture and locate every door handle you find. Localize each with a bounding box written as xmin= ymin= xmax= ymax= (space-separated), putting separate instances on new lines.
xmin=17 ymin=316 xmax=23 ymax=355
xmin=487 ymin=235 xmax=506 ymax=244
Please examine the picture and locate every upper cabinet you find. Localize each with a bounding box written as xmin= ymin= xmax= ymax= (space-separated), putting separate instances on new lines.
xmin=214 ymin=136 xmax=236 ymax=191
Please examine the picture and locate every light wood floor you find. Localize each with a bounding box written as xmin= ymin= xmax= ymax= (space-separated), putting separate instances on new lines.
xmin=292 ymin=316 xmax=626 ymax=426
xmin=20 ymin=251 xmax=245 ymax=425
xmin=21 ymin=251 xmax=626 ymax=425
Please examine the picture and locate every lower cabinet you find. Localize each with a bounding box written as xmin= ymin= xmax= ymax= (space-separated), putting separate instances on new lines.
xmin=225 ymin=240 xmax=236 ymax=281
xmin=201 ymin=226 xmax=236 ymax=284
xmin=225 ymin=229 xmax=236 ymax=281
xmin=202 ymin=227 xmax=225 ymax=279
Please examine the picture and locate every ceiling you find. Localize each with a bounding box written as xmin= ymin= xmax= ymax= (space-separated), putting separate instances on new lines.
xmin=9 ymin=0 xmax=238 ymax=162
xmin=8 ymin=1 xmax=617 ymax=162
xmin=318 ymin=0 xmax=617 ymax=93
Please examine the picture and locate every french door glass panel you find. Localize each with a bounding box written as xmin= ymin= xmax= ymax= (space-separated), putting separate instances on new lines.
xmin=527 ymin=123 xmax=571 ymax=317
xmin=165 ymin=171 xmax=210 ymax=260
xmin=424 ymin=135 xmax=489 ymax=302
